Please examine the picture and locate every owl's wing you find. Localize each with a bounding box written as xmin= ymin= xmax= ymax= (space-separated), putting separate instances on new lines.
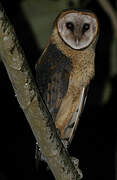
xmin=36 ymin=42 xmax=88 ymax=145
xmin=35 ymin=43 xmax=72 ymax=120
xmin=63 ymin=87 xmax=88 ymax=144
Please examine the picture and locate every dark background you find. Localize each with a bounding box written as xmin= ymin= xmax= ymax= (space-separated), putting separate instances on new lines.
xmin=0 ymin=0 xmax=116 ymax=179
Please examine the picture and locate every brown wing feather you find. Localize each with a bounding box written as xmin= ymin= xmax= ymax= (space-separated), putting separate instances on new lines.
xmin=35 ymin=42 xmax=72 ymax=121
xmin=63 ymin=87 xmax=88 ymax=143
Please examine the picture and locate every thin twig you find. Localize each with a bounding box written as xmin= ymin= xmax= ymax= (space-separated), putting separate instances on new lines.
xmin=0 ymin=3 xmax=81 ymax=180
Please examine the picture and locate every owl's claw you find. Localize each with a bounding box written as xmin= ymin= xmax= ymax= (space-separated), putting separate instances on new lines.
xmin=61 ymin=139 xmax=69 ymax=149
xmin=56 ymin=128 xmax=69 ymax=149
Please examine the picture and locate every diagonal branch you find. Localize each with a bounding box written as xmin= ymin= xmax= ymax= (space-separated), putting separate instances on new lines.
xmin=0 ymin=3 xmax=82 ymax=180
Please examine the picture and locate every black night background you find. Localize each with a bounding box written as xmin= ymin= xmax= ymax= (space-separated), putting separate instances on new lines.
xmin=0 ymin=0 xmax=116 ymax=179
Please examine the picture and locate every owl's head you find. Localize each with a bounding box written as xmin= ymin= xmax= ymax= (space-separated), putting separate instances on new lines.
xmin=55 ymin=9 xmax=99 ymax=50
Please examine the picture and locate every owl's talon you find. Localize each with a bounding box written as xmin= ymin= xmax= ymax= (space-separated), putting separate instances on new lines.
xmin=56 ymin=128 xmax=69 ymax=149
xmin=61 ymin=139 xmax=69 ymax=149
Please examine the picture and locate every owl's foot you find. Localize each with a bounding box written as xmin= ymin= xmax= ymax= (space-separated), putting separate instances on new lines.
xmin=61 ymin=138 xmax=70 ymax=149
xmin=56 ymin=128 xmax=69 ymax=149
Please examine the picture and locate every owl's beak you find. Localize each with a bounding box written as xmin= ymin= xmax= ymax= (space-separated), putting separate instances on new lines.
xmin=74 ymin=31 xmax=81 ymax=46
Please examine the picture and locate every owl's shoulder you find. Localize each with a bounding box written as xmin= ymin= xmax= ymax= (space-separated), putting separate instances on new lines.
xmin=37 ymin=42 xmax=72 ymax=72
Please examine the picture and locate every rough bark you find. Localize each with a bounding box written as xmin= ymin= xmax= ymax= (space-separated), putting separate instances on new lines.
xmin=0 ymin=3 xmax=82 ymax=180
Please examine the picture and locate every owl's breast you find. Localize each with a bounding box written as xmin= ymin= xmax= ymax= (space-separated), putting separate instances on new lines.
xmin=69 ymin=48 xmax=95 ymax=88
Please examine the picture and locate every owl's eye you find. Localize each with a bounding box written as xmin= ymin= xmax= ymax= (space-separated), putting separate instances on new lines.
xmin=82 ymin=23 xmax=90 ymax=33
xmin=66 ymin=22 xmax=74 ymax=32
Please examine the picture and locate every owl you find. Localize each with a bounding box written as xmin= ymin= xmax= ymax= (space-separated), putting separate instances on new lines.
xmin=35 ymin=9 xmax=99 ymax=149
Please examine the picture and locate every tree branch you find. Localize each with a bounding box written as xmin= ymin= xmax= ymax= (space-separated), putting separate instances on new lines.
xmin=0 ymin=3 xmax=82 ymax=180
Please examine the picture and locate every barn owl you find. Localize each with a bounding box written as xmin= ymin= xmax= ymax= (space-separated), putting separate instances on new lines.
xmin=35 ymin=9 xmax=99 ymax=152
